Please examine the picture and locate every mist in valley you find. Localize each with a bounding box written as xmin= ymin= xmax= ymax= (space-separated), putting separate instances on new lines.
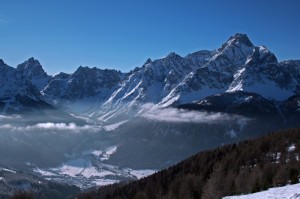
xmin=0 ymin=104 xmax=289 ymax=189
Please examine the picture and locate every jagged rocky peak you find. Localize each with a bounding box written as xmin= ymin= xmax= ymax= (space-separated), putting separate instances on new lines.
xmin=246 ymin=45 xmax=278 ymax=65
xmin=17 ymin=57 xmax=42 ymax=69
xmin=226 ymin=33 xmax=254 ymax=47
xmin=280 ymin=60 xmax=300 ymax=73
xmin=73 ymin=65 xmax=122 ymax=79
xmin=0 ymin=59 xmax=6 ymax=65
xmin=185 ymin=50 xmax=212 ymax=66
xmin=165 ymin=52 xmax=182 ymax=59
xmin=17 ymin=57 xmax=48 ymax=76
xmin=186 ymin=50 xmax=211 ymax=57
xmin=73 ymin=66 xmax=101 ymax=77
xmin=73 ymin=65 xmax=93 ymax=74
xmin=53 ymin=72 xmax=71 ymax=79
xmin=16 ymin=57 xmax=50 ymax=91
xmin=159 ymin=52 xmax=186 ymax=69
xmin=144 ymin=58 xmax=152 ymax=65
xmin=281 ymin=60 xmax=300 ymax=66
xmin=71 ymin=65 xmax=122 ymax=87
xmin=0 ymin=59 xmax=12 ymax=69
xmin=211 ymin=33 xmax=256 ymax=67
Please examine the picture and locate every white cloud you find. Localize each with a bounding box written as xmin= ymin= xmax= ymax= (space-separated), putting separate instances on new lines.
xmin=0 ymin=124 xmax=13 ymax=129
xmin=0 ymin=115 xmax=12 ymax=120
xmin=0 ymin=122 xmax=101 ymax=133
xmin=34 ymin=122 xmax=78 ymax=130
xmin=0 ymin=114 xmax=21 ymax=120
xmin=140 ymin=103 xmax=248 ymax=123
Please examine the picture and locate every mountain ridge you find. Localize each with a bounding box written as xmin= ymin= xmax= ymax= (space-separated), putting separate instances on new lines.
xmin=1 ymin=33 xmax=300 ymax=121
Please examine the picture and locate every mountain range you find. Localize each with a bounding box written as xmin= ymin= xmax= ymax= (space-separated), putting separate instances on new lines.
xmin=1 ymin=33 xmax=300 ymax=122
xmin=1 ymin=33 xmax=300 ymax=197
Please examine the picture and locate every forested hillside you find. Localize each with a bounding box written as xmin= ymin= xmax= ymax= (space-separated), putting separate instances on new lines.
xmin=77 ymin=128 xmax=300 ymax=199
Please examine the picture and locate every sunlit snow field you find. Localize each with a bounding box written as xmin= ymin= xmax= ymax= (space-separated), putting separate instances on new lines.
xmin=34 ymin=145 xmax=156 ymax=188
xmin=223 ymin=183 xmax=300 ymax=199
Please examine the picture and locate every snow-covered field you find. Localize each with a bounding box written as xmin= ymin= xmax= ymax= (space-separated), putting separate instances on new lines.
xmin=223 ymin=183 xmax=300 ymax=199
xmin=33 ymin=145 xmax=156 ymax=189
xmin=124 ymin=169 xmax=156 ymax=180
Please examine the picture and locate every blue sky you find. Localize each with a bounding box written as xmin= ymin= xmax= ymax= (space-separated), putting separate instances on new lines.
xmin=0 ymin=0 xmax=300 ymax=75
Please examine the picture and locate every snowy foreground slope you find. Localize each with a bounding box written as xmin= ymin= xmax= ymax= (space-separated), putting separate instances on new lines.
xmin=223 ymin=183 xmax=300 ymax=199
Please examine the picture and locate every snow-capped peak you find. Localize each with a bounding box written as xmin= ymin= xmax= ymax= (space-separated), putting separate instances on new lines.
xmin=226 ymin=33 xmax=254 ymax=48
xmin=144 ymin=58 xmax=152 ymax=66
xmin=17 ymin=57 xmax=48 ymax=76
xmin=17 ymin=57 xmax=43 ymax=71
xmin=166 ymin=52 xmax=182 ymax=59
xmin=159 ymin=34 xmax=299 ymax=108
xmin=208 ymin=33 xmax=255 ymax=69
xmin=16 ymin=57 xmax=51 ymax=90
xmin=1 ymin=33 xmax=299 ymax=121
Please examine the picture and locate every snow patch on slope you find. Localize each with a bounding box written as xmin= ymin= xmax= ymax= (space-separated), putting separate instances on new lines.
xmin=103 ymin=120 xmax=128 ymax=132
xmin=228 ymin=76 xmax=294 ymax=101
xmin=0 ymin=167 xmax=16 ymax=174
xmin=287 ymin=144 xmax=296 ymax=152
xmin=223 ymin=183 xmax=300 ymax=199
xmin=124 ymin=169 xmax=156 ymax=180
xmin=100 ymin=146 xmax=118 ymax=161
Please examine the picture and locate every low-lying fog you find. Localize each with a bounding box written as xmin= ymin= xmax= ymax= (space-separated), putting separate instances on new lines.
xmin=0 ymin=106 xmax=282 ymax=188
